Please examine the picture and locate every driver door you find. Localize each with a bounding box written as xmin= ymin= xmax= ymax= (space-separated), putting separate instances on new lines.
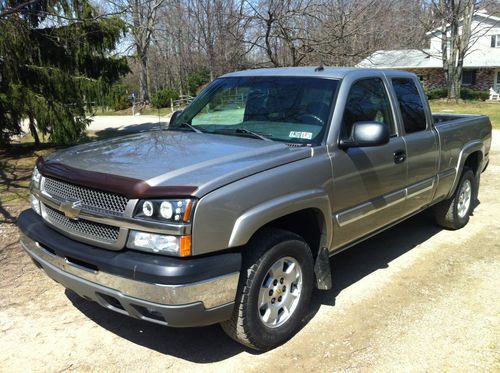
xmin=330 ymin=78 xmax=408 ymax=249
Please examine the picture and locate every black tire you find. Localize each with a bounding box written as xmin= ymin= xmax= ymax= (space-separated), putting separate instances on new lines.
xmin=433 ymin=168 xmax=476 ymax=230
xmin=220 ymin=228 xmax=314 ymax=350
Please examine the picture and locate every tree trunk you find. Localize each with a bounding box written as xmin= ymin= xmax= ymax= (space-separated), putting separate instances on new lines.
xmin=139 ymin=51 xmax=150 ymax=103
xmin=28 ymin=110 xmax=40 ymax=146
xmin=448 ymin=72 xmax=461 ymax=101
xmin=439 ymin=0 xmax=475 ymax=102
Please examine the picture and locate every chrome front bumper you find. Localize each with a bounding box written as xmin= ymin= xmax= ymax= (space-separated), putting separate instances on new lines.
xmin=20 ymin=232 xmax=239 ymax=326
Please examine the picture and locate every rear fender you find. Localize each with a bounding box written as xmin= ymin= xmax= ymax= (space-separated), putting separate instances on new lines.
xmin=448 ymin=140 xmax=484 ymax=198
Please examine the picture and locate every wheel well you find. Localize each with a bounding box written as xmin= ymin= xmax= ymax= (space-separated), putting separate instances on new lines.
xmin=464 ymin=151 xmax=482 ymax=175
xmin=253 ymin=208 xmax=325 ymax=259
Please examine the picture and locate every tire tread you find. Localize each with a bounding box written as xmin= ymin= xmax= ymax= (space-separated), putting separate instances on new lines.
xmin=221 ymin=228 xmax=312 ymax=350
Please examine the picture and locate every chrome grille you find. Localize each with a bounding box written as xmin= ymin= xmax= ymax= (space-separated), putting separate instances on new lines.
xmin=43 ymin=177 xmax=128 ymax=214
xmin=44 ymin=204 xmax=120 ymax=242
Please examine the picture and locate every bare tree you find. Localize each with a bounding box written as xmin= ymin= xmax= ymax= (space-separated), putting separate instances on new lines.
xmin=236 ymin=0 xmax=322 ymax=67
xmin=108 ymin=0 xmax=436 ymax=102
xmin=432 ymin=0 xmax=476 ymax=100
xmin=105 ymin=0 xmax=167 ymax=102
xmin=423 ymin=0 xmax=500 ymax=100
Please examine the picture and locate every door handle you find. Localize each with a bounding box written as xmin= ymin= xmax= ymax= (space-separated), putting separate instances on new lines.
xmin=394 ymin=150 xmax=406 ymax=164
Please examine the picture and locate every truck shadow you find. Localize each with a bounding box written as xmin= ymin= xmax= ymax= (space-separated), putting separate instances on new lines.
xmin=92 ymin=122 xmax=168 ymax=140
xmin=310 ymin=213 xmax=443 ymax=311
xmin=66 ymin=212 xmax=443 ymax=363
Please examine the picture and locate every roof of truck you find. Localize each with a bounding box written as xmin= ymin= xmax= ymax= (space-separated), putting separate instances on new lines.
xmin=221 ymin=66 xmax=415 ymax=79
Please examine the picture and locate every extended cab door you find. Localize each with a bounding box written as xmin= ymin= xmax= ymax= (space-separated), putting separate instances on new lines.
xmin=389 ymin=77 xmax=439 ymax=213
xmin=329 ymin=77 xmax=408 ymax=249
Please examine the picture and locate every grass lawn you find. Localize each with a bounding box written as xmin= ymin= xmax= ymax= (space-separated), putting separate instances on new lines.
xmin=429 ymin=100 xmax=500 ymax=129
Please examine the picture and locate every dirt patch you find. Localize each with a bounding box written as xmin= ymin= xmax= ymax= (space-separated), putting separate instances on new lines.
xmin=0 ymin=133 xmax=499 ymax=372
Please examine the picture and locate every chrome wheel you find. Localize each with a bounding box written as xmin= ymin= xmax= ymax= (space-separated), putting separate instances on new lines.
xmin=258 ymin=256 xmax=303 ymax=328
xmin=457 ymin=179 xmax=472 ymax=218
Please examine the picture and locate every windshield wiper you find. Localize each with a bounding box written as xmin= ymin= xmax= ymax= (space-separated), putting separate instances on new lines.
xmin=171 ymin=122 xmax=203 ymax=134
xmin=234 ymin=128 xmax=273 ymax=142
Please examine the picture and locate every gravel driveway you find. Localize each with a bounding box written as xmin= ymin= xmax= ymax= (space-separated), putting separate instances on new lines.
xmin=1 ymin=132 xmax=499 ymax=372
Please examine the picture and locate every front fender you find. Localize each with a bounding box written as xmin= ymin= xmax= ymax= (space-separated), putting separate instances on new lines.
xmin=228 ymin=189 xmax=332 ymax=249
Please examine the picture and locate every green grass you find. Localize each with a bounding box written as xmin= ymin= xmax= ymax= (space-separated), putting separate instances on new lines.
xmin=429 ymin=100 xmax=500 ymax=129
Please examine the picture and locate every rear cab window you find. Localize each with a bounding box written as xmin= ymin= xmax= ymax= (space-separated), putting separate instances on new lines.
xmin=391 ymin=78 xmax=427 ymax=134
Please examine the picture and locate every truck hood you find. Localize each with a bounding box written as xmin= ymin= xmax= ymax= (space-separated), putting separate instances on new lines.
xmin=43 ymin=130 xmax=312 ymax=197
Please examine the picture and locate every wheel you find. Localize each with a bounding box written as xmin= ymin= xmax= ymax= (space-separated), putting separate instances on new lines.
xmin=433 ymin=168 xmax=476 ymax=230
xmin=221 ymin=228 xmax=314 ymax=350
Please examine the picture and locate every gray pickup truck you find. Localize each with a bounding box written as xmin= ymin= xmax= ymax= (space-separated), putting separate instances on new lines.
xmin=18 ymin=67 xmax=491 ymax=350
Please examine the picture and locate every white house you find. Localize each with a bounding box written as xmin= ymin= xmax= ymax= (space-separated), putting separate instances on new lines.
xmin=357 ymin=10 xmax=500 ymax=100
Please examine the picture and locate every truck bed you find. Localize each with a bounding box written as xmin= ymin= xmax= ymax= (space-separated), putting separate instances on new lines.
xmin=432 ymin=113 xmax=486 ymax=125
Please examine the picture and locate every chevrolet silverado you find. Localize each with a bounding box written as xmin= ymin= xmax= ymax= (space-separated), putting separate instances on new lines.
xmin=18 ymin=67 xmax=492 ymax=350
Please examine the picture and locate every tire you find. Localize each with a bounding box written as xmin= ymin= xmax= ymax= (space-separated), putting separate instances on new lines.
xmin=433 ymin=168 xmax=476 ymax=230
xmin=221 ymin=228 xmax=314 ymax=350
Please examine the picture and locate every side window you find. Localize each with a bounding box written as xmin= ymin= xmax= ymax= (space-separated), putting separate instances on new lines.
xmin=392 ymin=78 xmax=427 ymax=134
xmin=342 ymin=78 xmax=395 ymax=139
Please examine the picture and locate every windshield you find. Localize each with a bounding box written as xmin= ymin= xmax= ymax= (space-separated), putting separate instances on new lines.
xmin=173 ymin=76 xmax=339 ymax=145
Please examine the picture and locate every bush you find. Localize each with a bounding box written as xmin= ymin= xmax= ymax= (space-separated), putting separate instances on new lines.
xmin=460 ymin=88 xmax=475 ymax=100
xmin=460 ymin=88 xmax=490 ymax=101
xmin=427 ymin=88 xmax=448 ymax=100
xmin=102 ymin=83 xmax=130 ymax=111
xmin=151 ymin=88 xmax=180 ymax=108
xmin=426 ymin=87 xmax=490 ymax=101
xmin=473 ymin=91 xmax=490 ymax=101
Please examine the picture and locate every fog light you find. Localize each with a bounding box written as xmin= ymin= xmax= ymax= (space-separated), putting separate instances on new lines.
xmin=30 ymin=194 xmax=41 ymax=215
xmin=127 ymin=230 xmax=191 ymax=257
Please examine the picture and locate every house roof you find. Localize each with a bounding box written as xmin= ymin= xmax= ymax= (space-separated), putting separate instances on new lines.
xmin=357 ymin=48 xmax=500 ymax=69
xmin=426 ymin=10 xmax=500 ymax=35
xmin=358 ymin=10 xmax=500 ymax=70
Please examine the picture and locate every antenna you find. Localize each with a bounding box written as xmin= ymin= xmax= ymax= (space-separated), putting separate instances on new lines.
xmin=315 ymin=64 xmax=324 ymax=72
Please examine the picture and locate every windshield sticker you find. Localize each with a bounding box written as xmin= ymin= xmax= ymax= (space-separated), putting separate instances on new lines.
xmin=289 ymin=131 xmax=313 ymax=140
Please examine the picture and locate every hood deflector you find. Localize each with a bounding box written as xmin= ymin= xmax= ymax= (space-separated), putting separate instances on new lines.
xmin=37 ymin=157 xmax=198 ymax=199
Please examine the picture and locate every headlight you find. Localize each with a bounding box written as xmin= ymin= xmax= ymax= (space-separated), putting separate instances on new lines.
xmin=134 ymin=199 xmax=194 ymax=223
xmin=31 ymin=166 xmax=41 ymax=189
xmin=127 ymin=230 xmax=191 ymax=257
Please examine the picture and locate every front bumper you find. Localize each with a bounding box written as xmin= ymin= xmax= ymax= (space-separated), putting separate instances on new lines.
xmin=18 ymin=209 xmax=241 ymax=327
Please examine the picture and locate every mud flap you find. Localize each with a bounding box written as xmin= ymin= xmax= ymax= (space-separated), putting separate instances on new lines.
xmin=314 ymin=247 xmax=332 ymax=290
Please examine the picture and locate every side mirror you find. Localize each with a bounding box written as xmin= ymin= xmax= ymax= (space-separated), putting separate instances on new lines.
xmin=339 ymin=121 xmax=390 ymax=149
xmin=169 ymin=110 xmax=183 ymax=127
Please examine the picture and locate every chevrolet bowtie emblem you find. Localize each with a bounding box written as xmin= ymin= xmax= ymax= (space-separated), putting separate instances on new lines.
xmin=60 ymin=200 xmax=82 ymax=220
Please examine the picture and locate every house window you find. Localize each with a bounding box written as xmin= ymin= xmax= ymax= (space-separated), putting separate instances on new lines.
xmin=462 ymin=70 xmax=476 ymax=86
xmin=491 ymin=35 xmax=500 ymax=48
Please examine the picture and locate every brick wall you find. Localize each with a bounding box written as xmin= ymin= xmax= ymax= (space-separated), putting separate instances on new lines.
xmin=472 ymin=69 xmax=495 ymax=91
xmin=396 ymin=67 xmax=495 ymax=91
